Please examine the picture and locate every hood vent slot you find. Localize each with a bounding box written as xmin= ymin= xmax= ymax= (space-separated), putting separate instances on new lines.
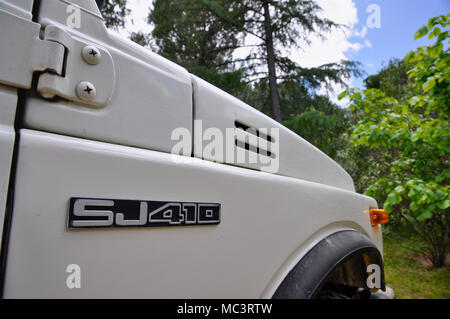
xmin=234 ymin=140 xmax=273 ymax=158
xmin=234 ymin=120 xmax=275 ymax=158
xmin=234 ymin=121 xmax=273 ymax=142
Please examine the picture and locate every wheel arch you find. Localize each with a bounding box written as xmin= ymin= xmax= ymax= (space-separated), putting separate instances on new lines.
xmin=272 ymin=230 xmax=385 ymax=299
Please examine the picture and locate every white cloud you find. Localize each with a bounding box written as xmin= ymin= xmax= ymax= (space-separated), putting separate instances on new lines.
xmin=121 ymin=0 xmax=363 ymax=68
xmin=353 ymin=26 xmax=368 ymax=38
xmin=287 ymin=0 xmax=367 ymax=106
xmin=116 ymin=0 xmax=153 ymax=39
xmin=364 ymin=39 xmax=373 ymax=48
xmin=289 ymin=0 xmax=359 ymax=68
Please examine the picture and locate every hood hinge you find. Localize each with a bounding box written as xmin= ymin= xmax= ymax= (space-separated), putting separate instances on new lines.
xmin=36 ymin=25 xmax=115 ymax=108
xmin=0 ymin=9 xmax=64 ymax=89
xmin=0 ymin=9 xmax=115 ymax=108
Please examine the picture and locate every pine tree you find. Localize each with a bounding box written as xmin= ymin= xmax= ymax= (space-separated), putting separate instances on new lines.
xmin=202 ymin=0 xmax=361 ymax=122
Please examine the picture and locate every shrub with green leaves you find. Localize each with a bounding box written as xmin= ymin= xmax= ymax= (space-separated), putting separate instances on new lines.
xmin=340 ymin=14 xmax=449 ymax=267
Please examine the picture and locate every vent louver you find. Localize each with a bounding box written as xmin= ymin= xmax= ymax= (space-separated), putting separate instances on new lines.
xmin=234 ymin=121 xmax=276 ymax=158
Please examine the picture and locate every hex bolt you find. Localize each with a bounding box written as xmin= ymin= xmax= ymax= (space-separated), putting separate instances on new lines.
xmin=81 ymin=45 xmax=101 ymax=65
xmin=76 ymin=81 xmax=96 ymax=101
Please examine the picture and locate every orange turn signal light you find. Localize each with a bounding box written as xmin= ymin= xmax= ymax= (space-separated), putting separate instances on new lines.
xmin=369 ymin=209 xmax=389 ymax=226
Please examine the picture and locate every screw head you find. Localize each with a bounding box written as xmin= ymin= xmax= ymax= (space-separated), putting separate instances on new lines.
xmin=81 ymin=45 xmax=101 ymax=65
xmin=76 ymin=81 xmax=96 ymax=101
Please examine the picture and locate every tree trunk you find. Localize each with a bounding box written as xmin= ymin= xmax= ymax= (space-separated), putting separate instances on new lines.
xmin=263 ymin=1 xmax=282 ymax=122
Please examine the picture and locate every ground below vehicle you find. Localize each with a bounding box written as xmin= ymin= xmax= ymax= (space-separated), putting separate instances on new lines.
xmin=0 ymin=0 xmax=392 ymax=298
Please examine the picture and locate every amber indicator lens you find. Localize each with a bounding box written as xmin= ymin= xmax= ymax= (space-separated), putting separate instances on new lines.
xmin=369 ymin=209 xmax=389 ymax=226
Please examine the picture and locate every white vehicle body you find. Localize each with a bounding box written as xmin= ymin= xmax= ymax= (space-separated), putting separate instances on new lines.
xmin=0 ymin=0 xmax=386 ymax=298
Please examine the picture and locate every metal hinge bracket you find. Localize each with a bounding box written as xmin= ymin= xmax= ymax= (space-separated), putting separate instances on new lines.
xmin=0 ymin=9 xmax=64 ymax=89
xmin=0 ymin=9 xmax=115 ymax=108
xmin=37 ymin=26 xmax=116 ymax=108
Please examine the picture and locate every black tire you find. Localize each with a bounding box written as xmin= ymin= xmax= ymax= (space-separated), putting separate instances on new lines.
xmin=273 ymin=230 xmax=385 ymax=299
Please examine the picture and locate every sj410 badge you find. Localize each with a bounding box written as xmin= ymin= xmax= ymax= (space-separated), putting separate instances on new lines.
xmin=67 ymin=198 xmax=220 ymax=228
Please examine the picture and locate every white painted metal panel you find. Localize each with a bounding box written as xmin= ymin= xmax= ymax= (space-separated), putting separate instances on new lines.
xmin=0 ymin=0 xmax=34 ymax=20
xmin=0 ymin=9 xmax=65 ymax=89
xmin=23 ymin=0 xmax=192 ymax=154
xmin=192 ymin=75 xmax=355 ymax=192
xmin=22 ymin=0 xmax=354 ymax=192
xmin=4 ymin=130 xmax=380 ymax=298
xmin=0 ymin=85 xmax=17 ymax=247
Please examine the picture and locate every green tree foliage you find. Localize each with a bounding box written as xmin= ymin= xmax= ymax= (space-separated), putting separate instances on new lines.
xmin=279 ymin=92 xmax=349 ymax=160
xmin=364 ymin=58 xmax=413 ymax=100
xmin=341 ymin=15 xmax=450 ymax=267
xmin=283 ymin=101 xmax=349 ymax=159
xmin=202 ymin=0 xmax=361 ymax=122
xmin=147 ymin=0 xmax=360 ymax=121
xmin=101 ymin=0 xmax=129 ymax=30
xmin=148 ymin=0 xmax=247 ymax=97
xmin=338 ymin=57 xmax=415 ymax=194
xmin=129 ymin=31 xmax=153 ymax=49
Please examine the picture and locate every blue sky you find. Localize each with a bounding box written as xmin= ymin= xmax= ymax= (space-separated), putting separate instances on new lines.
xmin=348 ymin=0 xmax=449 ymax=89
